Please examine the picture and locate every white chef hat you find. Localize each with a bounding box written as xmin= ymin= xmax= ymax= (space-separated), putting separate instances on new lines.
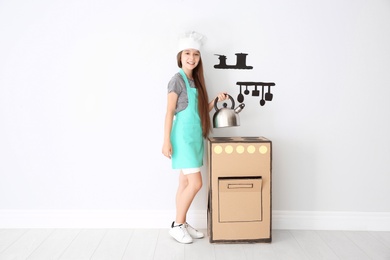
xmin=178 ymin=31 xmax=205 ymax=53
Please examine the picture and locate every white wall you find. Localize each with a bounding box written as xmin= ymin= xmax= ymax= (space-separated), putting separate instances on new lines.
xmin=1 ymin=0 xmax=390 ymax=229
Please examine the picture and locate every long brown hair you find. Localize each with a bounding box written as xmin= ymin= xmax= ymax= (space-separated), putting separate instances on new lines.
xmin=177 ymin=51 xmax=211 ymax=137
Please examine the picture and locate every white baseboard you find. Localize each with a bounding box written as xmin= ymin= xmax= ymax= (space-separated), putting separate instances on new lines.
xmin=1 ymin=210 xmax=389 ymax=231
xmin=272 ymin=210 xmax=390 ymax=231
xmin=0 ymin=209 xmax=205 ymax=229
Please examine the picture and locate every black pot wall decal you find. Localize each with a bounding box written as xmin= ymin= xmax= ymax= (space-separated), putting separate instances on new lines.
xmin=214 ymin=53 xmax=253 ymax=70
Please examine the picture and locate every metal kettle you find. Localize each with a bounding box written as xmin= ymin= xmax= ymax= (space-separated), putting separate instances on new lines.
xmin=213 ymin=94 xmax=245 ymax=128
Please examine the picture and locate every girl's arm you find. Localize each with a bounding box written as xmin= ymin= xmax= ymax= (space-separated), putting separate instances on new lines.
xmin=162 ymin=92 xmax=178 ymax=158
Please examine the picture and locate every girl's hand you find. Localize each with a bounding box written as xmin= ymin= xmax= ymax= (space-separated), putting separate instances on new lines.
xmin=216 ymin=92 xmax=229 ymax=102
xmin=162 ymin=142 xmax=172 ymax=159
xmin=209 ymin=92 xmax=229 ymax=112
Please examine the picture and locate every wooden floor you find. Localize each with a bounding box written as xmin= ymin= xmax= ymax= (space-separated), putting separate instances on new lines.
xmin=0 ymin=229 xmax=389 ymax=260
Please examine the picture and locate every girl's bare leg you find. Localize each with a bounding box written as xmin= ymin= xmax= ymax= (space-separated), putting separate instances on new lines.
xmin=175 ymin=171 xmax=202 ymax=224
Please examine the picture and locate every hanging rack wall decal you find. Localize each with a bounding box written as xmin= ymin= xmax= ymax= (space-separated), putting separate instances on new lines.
xmin=236 ymin=82 xmax=275 ymax=106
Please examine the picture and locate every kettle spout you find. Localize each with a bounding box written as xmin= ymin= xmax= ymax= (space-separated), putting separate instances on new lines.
xmin=235 ymin=103 xmax=245 ymax=113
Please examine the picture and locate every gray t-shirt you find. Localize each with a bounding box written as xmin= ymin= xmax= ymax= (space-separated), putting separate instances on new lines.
xmin=167 ymin=72 xmax=196 ymax=114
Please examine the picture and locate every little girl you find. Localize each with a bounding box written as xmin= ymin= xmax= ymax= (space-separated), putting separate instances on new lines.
xmin=162 ymin=31 xmax=227 ymax=244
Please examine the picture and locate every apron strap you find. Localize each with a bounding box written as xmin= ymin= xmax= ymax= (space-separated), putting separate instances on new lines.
xmin=179 ymin=69 xmax=191 ymax=90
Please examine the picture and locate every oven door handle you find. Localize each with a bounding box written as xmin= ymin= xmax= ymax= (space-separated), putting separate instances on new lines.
xmin=227 ymin=183 xmax=254 ymax=189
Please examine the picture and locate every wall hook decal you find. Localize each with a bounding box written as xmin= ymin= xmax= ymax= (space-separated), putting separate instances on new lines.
xmin=214 ymin=53 xmax=253 ymax=70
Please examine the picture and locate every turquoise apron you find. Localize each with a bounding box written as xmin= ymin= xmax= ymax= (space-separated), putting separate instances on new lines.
xmin=171 ymin=69 xmax=204 ymax=169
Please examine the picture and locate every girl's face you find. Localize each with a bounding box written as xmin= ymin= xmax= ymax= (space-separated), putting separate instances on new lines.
xmin=181 ymin=49 xmax=201 ymax=71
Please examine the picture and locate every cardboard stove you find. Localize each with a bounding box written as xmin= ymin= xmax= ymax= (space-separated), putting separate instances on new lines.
xmin=207 ymin=136 xmax=272 ymax=243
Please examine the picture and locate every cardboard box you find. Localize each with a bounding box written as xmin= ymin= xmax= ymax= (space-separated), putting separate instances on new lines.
xmin=207 ymin=137 xmax=272 ymax=243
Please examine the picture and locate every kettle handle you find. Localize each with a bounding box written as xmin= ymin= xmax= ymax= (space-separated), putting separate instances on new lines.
xmin=214 ymin=94 xmax=235 ymax=112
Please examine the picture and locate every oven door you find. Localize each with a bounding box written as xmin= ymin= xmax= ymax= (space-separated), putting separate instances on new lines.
xmin=218 ymin=177 xmax=262 ymax=223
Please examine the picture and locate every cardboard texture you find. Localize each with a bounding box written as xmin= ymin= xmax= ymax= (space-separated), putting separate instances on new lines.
xmin=207 ymin=137 xmax=272 ymax=243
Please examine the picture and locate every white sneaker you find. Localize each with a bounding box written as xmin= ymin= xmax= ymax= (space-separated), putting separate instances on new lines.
xmin=169 ymin=222 xmax=193 ymax=244
xmin=185 ymin=222 xmax=204 ymax=239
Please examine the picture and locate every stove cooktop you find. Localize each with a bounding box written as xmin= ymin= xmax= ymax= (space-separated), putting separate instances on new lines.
xmin=209 ymin=136 xmax=269 ymax=142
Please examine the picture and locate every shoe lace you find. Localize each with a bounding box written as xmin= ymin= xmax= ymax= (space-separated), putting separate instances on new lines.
xmin=185 ymin=223 xmax=199 ymax=234
xmin=179 ymin=224 xmax=190 ymax=235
